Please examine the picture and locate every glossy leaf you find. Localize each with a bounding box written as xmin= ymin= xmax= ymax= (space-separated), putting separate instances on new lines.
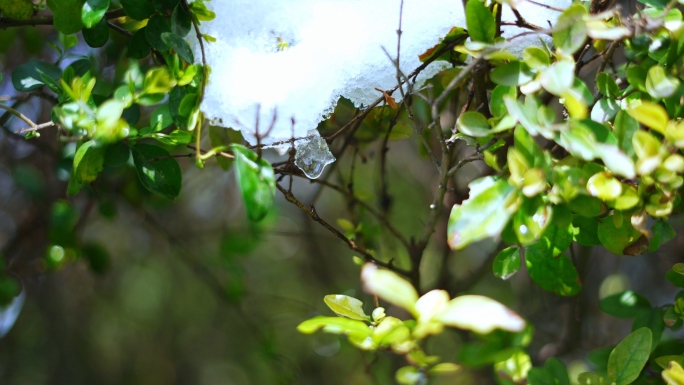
xmin=145 ymin=14 xmax=172 ymax=51
xmin=230 ymin=144 xmax=276 ymax=221
xmin=587 ymin=172 xmax=622 ymax=201
xmin=171 ymin=4 xmax=192 ymax=37
xmin=438 ymin=295 xmax=526 ymax=334
xmin=649 ymin=221 xmax=675 ymax=252
xmin=324 ymin=295 xmax=369 ymax=321
xmin=457 ymin=111 xmax=490 ymax=137
xmin=46 ymin=0 xmax=85 ymax=34
xmin=297 ymin=316 xmax=371 ymax=339
xmin=493 ymin=247 xmax=521 ymax=280
xmin=646 ymin=65 xmax=680 ymax=99
xmin=81 ymin=0 xmax=109 ymax=28
xmin=627 ymin=101 xmax=669 ymax=134
xmin=607 ymin=327 xmax=652 ymax=385
xmin=447 ymin=177 xmax=519 ymax=250
xmin=67 ymin=140 xmax=105 ymax=195
xmin=600 ymin=291 xmax=651 ymax=318
xmin=540 ymin=60 xmax=575 ymax=96
xmin=361 ymin=264 xmax=418 ymax=315
xmin=82 ymin=17 xmax=109 ymax=47
xmin=491 ymin=61 xmax=534 ymax=87
xmin=597 ymin=216 xmax=643 ymax=255
xmin=161 ymin=32 xmax=194 ymax=64
xmin=597 ymin=73 xmax=620 ymax=98
xmin=553 ymin=4 xmax=588 ymax=54
xmin=11 ymin=60 xmax=61 ymax=92
xmin=465 ymin=0 xmax=495 ymax=43
xmin=132 ymin=144 xmax=182 ymax=200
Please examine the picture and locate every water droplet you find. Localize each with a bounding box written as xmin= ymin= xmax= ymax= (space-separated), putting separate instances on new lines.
xmin=429 ymin=204 xmax=436 ymax=209
xmin=518 ymin=224 xmax=529 ymax=235
xmin=295 ymin=129 xmax=336 ymax=179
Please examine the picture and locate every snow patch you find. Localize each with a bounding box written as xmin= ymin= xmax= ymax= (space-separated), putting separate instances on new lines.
xmin=192 ymin=0 xmax=569 ymax=145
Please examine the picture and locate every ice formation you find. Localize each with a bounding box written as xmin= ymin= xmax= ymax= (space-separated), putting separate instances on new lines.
xmin=192 ymin=0 xmax=570 ymax=175
xmin=294 ymin=130 xmax=336 ymax=179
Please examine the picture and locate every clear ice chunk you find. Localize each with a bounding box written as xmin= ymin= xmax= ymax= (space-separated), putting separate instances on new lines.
xmin=295 ymin=130 xmax=336 ymax=179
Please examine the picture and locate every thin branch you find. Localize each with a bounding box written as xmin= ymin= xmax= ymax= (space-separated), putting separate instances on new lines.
xmin=275 ymin=182 xmax=410 ymax=276
xmin=15 ymin=121 xmax=55 ymax=134
xmin=446 ymin=154 xmax=484 ymax=177
xmin=0 ymin=103 xmax=37 ymax=130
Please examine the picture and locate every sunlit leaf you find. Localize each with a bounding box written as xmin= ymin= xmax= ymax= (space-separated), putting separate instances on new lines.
xmin=493 ymin=247 xmax=521 ymax=280
xmin=230 ymin=144 xmax=276 ymax=221
xmin=438 ymin=295 xmax=526 ymax=334
xmin=447 ymin=177 xmax=519 ymax=250
xmin=361 ymin=264 xmax=418 ymax=316
xmin=324 ymin=295 xmax=370 ymax=321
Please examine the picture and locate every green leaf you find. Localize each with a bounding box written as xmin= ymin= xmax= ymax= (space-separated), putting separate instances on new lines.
xmin=11 ymin=60 xmax=61 ymax=92
xmin=457 ymin=111 xmax=491 ymax=137
xmin=323 ymin=295 xmax=370 ymax=321
xmin=627 ymin=101 xmax=669 ymax=134
xmin=67 ymin=140 xmax=105 ymax=195
xmin=646 ymin=65 xmax=680 ymax=99
xmin=572 ymin=215 xmax=601 ymax=246
xmin=597 ymin=73 xmax=620 ymax=98
xmin=438 ymin=295 xmax=526 ymax=334
xmin=522 ymin=46 xmax=550 ymax=70
xmin=491 ymin=61 xmax=534 ymax=87
xmin=553 ymin=4 xmax=588 ymax=54
xmin=493 ymin=247 xmax=521 ymax=280
xmin=545 ymin=358 xmax=570 ymax=385
xmin=600 ymin=291 xmax=651 ymax=318
xmin=82 ymin=17 xmax=109 ymax=48
xmin=597 ymin=216 xmax=643 ymax=255
xmin=649 ymin=221 xmax=675 ymax=252
xmin=104 ymin=142 xmax=130 ymax=167
xmin=396 ymin=366 xmax=423 ymax=385
xmin=297 ymin=316 xmax=371 ymax=339
xmin=171 ymin=4 xmax=192 ymax=37
xmin=607 ymin=327 xmax=652 ymax=385
xmin=465 ymin=0 xmax=495 ymax=43
xmin=558 ymin=122 xmax=598 ymax=161
xmin=145 ymin=14 xmax=172 ymax=51
xmin=47 ymin=0 xmax=85 ymax=34
xmin=120 ymin=0 xmax=154 ymax=20
xmin=230 ymin=144 xmax=276 ymax=222
xmin=614 ymin=111 xmax=638 ymax=157
xmin=656 ymin=356 xmax=684 ymax=370
xmin=150 ymin=130 xmax=193 ymax=146
xmin=591 ymin=98 xmax=620 ymax=123
xmin=540 ymin=60 xmax=575 ymax=96
xmin=150 ymin=104 xmax=174 ymax=132
xmin=632 ymin=307 xmax=665 ymax=350
xmin=361 ymin=264 xmax=418 ymax=315
xmin=127 ymin=28 xmax=151 ymax=59
xmin=526 ymin=242 xmax=582 ymax=296
xmin=447 ymin=177 xmax=519 ymax=250
xmin=81 ymin=0 xmax=109 ymax=28
xmin=132 ymin=143 xmax=182 ymax=200
xmin=490 ymin=85 xmax=516 ymax=118
xmin=587 ymin=172 xmax=622 ymax=201
xmin=161 ymin=32 xmax=194 ymax=64
xmin=513 ymin=198 xmax=552 ymax=244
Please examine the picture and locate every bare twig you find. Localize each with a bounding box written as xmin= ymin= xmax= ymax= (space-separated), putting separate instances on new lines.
xmin=276 ymin=182 xmax=410 ymax=276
